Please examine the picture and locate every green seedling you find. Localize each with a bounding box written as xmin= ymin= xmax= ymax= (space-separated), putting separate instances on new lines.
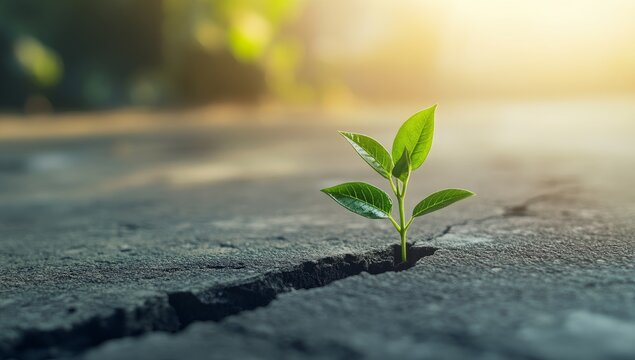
xmin=321 ymin=105 xmax=474 ymax=263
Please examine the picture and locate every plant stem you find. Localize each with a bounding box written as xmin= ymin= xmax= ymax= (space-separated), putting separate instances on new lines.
xmin=397 ymin=178 xmax=409 ymax=263
xmin=388 ymin=215 xmax=401 ymax=232
xmin=389 ymin=177 xmax=399 ymax=197
xmin=390 ymin=175 xmax=410 ymax=263
xmin=400 ymin=225 xmax=407 ymax=263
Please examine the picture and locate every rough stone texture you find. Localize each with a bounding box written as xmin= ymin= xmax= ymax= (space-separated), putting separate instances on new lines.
xmin=1 ymin=100 xmax=634 ymax=359
xmin=81 ymin=195 xmax=635 ymax=360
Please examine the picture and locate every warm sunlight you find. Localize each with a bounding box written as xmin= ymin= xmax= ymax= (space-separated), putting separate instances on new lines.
xmin=308 ymin=0 xmax=635 ymax=101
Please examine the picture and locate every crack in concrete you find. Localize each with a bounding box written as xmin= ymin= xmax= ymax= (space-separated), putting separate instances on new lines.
xmin=414 ymin=190 xmax=569 ymax=246
xmin=5 ymin=191 xmax=572 ymax=359
xmin=502 ymin=192 xmax=566 ymax=217
xmin=4 ymin=245 xmax=436 ymax=360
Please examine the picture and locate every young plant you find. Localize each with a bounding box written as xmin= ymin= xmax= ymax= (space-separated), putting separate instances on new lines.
xmin=321 ymin=105 xmax=474 ymax=263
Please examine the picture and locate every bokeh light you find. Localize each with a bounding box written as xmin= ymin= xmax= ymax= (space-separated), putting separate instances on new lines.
xmin=0 ymin=0 xmax=632 ymax=111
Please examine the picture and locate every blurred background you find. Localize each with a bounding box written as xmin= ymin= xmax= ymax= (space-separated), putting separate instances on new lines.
xmin=0 ymin=0 xmax=634 ymax=112
xmin=0 ymin=0 xmax=634 ymax=206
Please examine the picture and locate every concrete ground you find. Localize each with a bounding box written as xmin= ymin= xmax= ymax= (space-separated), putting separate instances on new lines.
xmin=1 ymin=99 xmax=634 ymax=359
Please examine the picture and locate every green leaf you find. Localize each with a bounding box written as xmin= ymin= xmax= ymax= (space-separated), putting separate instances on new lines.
xmin=321 ymin=182 xmax=393 ymax=219
xmin=339 ymin=131 xmax=393 ymax=179
xmin=392 ymin=105 xmax=436 ymax=171
xmin=412 ymin=189 xmax=475 ymax=218
xmin=391 ymin=149 xmax=410 ymax=182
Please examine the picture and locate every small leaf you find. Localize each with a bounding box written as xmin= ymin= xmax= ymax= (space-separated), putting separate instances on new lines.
xmin=321 ymin=182 xmax=392 ymax=219
xmin=339 ymin=131 xmax=393 ymax=179
xmin=391 ymin=149 xmax=410 ymax=182
xmin=392 ymin=105 xmax=436 ymax=171
xmin=412 ymin=189 xmax=475 ymax=218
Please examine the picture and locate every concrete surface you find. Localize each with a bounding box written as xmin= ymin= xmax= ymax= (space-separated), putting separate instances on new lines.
xmin=1 ymin=99 xmax=634 ymax=359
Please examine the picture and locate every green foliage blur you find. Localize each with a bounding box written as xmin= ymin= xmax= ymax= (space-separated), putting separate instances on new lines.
xmin=0 ymin=0 xmax=306 ymax=111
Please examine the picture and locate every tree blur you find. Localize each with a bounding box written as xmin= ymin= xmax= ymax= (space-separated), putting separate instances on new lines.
xmin=0 ymin=0 xmax=305 ymax=110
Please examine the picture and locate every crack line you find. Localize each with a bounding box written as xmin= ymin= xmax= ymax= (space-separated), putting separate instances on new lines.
xmin=4 ymin=244 xmax=436 ymax=360
xmin=5 ymin=190 xmax=573 ymax=359
xmin=414 ymin=190 xmax=571 ymax=246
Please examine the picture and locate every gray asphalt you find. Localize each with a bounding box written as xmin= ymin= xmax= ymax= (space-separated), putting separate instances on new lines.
xmin=1 ymin=100 xmax=634 ymax=359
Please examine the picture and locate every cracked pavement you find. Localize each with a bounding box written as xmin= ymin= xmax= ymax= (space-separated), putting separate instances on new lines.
xmin=1 ymin=100 xmax=634 ymax=359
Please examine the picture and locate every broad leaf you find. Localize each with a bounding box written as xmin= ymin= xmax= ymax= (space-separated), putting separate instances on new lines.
xmin=392 ymin=105 xmax=436 ymax=171
xmin=392 ymin=149 xmax=410 ymax=182
xmin=412 ymin=189 xmax=474 ymax=218
xmin=339 ymin=131 xmax=393 ymax=179
xmin=321 ymin=182 xmax=392 ymax=219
